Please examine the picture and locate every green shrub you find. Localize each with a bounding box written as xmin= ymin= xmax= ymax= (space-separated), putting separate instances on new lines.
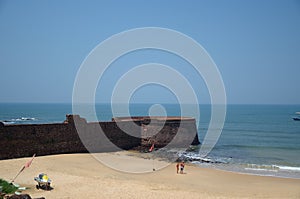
xmin=0 ymin=178 xmax=18 ymax=198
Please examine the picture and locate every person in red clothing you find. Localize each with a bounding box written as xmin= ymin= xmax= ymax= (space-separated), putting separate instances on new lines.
xmin=176 ymin=162 xmax=180 ymax=174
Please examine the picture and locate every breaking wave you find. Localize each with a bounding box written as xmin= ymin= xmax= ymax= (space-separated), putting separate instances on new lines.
xmin=1 ymin=117 xmax=37 ymax=124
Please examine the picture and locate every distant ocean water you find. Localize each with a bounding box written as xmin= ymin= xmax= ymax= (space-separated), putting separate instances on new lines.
xmin=1 ymin=103 xmax=300 ymax=179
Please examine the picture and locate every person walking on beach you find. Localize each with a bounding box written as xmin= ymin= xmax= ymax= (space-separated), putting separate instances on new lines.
xmin=180 ymin=161 xmax=185 ymax=174
xmin=176 ymin=162 xmax=179 ymax=174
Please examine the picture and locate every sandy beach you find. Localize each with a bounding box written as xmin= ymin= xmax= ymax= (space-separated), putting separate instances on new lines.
xmin=0 ymin=152 xmax=299 ymax=199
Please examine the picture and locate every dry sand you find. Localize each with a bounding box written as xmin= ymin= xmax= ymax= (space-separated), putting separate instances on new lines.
xmin=0 ymin=152 xmax=300 ymax=199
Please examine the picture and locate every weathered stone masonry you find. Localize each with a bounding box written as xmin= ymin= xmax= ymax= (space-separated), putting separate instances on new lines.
xmin=0 ymin=115 xmax=200 ymax=160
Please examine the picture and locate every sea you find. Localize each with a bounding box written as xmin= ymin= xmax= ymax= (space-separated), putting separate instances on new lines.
xmin=1 ymin=103 xmax=300 ymax=179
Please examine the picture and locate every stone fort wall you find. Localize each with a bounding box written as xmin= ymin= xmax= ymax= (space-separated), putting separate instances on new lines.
xmin=0 ymin=115 xmax=199 ymax=160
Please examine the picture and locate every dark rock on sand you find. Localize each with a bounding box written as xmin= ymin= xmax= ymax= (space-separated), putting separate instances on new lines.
xmin=5 ymin=194 xmax=45 ymax=199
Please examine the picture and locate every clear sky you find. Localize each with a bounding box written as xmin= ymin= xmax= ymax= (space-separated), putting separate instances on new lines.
xmin=0 ymin=0 xmax=299 ymax=104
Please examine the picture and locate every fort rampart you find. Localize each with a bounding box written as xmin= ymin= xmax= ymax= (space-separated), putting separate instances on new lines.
xmin=0 ymin=115 xmax=200 ymax=160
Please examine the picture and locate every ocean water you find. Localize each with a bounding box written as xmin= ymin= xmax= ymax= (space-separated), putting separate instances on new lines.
xmin=0 ymin=103 xmax=300 ymax=179
xmin=193 ymin=105 xmax=300 ymax=179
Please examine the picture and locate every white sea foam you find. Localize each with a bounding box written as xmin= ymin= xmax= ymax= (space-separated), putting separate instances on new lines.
xmin=1 ymin=117 xmax=38 ymax=125
xmin=11 ymin=117 xmax=37 ymax=121
xmin=245 ymin=164 xmax=278 ymax=170
xmin=276 ymin=165 xmax=300 ymax=172
xmin=245 ymin=167 xmax=278 ymax=172
xmin=244 ymin=164 xmax=300 ymax=172
xmin=1 ymin=120 xmax=14 ymax=124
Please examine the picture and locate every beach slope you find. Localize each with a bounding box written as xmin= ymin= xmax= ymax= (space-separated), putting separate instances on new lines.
xmin=0 ymin=153 xmax=299 ymax=199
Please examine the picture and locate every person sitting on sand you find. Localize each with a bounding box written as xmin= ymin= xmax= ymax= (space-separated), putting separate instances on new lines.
xmin=180 ymin=161 xmax=185 ymax=174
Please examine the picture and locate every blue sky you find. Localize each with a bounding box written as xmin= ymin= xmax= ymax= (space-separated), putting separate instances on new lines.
xmin=0 ymin=0 xmax=300 ymax=104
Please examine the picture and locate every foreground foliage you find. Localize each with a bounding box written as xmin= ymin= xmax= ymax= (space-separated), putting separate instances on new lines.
xmin=0 ymin=178 xmax=17 ymax=198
